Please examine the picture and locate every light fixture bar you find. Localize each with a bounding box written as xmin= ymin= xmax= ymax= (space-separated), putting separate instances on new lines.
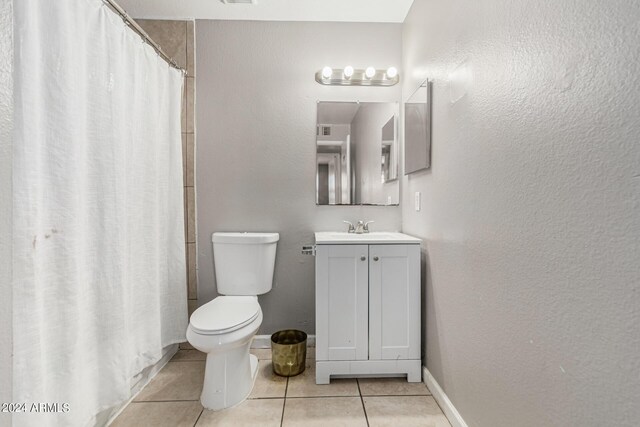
xmin=315 ymin=68 xmax=399 ymax=87
xmin=220 ymin=0 xmax=257 ymax=4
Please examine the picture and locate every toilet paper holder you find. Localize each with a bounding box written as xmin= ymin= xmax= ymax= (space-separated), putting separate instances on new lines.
xmin=301 ymin=245 xmax=315 ymax=256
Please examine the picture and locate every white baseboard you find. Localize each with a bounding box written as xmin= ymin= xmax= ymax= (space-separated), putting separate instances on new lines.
xmin=252 ymin=334 xmax=316 ymax=349
xmin=423 ymin=366 xmax=468 ymax=427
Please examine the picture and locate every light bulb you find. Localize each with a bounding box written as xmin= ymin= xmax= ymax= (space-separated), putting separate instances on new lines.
xmin=386 ymin=67 xmax=398 ymax=78
xmin=365 ymin=67 xmax=376 ymax=79
xmin=322 ymin=66 xmax=333 ymax=79
xmin=344 ymin=65 xmax=354 ymax=78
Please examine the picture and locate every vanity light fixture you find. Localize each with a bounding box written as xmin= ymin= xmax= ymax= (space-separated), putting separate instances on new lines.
xmin=365 ymin=66 xmax=376 ymax=79
xmin=315 ymin=66 xmax=399 ymax=86
xmin=344 ymin=65 xmax=354 ymax=79
xmin=220 ymin=0 xmax=257 ymax=4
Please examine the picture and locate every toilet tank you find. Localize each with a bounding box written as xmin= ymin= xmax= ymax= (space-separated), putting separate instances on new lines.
xmin=212 ymin=232 xmax=279 ymax=296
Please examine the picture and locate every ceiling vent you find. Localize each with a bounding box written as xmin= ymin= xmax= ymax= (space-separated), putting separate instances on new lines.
xmin=220 ymin=0 xmax=257 ymax=4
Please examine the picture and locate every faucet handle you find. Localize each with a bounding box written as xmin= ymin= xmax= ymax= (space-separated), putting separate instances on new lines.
xmin=343 ymin=220 xmax=355 ymax=233
xmin=363 ymin=221 xmax=375 ymax=233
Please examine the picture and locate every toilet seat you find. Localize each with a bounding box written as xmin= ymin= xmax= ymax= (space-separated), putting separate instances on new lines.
xmin=190 ymin=296 xmax=260 ymax=335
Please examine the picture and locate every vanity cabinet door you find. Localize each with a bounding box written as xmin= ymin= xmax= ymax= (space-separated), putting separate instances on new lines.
xmin=368 ymin=244 xmax=420 ymax=360
xmin=316 ymin=244 xmax=369 ymax=361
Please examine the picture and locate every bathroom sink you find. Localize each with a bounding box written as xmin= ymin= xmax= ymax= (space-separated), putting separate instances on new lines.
xmin=315 ymin=231 xmax=421 ymax=244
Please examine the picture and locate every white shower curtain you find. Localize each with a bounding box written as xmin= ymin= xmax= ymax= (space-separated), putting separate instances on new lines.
xmin=12 ymin=1 xmax=187 ymax=426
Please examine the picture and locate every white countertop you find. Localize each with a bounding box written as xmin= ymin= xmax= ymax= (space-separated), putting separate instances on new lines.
xmin=315 ymin=231 xmax=422 ymax=245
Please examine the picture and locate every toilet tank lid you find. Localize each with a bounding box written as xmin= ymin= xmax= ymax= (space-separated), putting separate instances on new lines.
xmin=212 ymin=232 xmax=280 ymax=244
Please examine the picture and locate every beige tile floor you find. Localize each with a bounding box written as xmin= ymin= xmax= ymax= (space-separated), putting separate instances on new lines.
xmin=112 ymin=348 xmax=452 ymax=427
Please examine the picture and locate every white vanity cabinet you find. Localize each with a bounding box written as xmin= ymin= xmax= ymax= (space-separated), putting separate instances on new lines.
xmin=314 ymin=232 xmax=422 ymax=384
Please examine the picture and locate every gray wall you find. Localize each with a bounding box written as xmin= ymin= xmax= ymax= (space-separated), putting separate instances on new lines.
xmin=195 ymin=21 xmax=402 ymax=334
xmin=0 ymin=1 xmax=12 ymax=425
xmin=402 ymin=1 xmax=640 ymax=426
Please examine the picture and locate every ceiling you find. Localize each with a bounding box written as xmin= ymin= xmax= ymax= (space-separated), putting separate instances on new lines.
xmin=317 ymin=103 xmax=360 ymax=125
xmin=116 ymin=0 xmax=414 ymax=23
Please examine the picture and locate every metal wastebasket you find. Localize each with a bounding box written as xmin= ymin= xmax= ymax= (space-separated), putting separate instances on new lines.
xmin=271 ymin=329 xmax=307 ymax=376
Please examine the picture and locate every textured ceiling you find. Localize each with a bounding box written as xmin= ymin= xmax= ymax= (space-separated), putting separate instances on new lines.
xmin=116 ymin=0 xmax=414 ymax=22
xmin=317 ymin=103 xmax=360 ymax=125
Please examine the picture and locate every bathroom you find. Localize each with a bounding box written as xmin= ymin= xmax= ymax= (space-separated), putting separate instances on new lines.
xmin=1 ymin=0 xmax=638 ymax=426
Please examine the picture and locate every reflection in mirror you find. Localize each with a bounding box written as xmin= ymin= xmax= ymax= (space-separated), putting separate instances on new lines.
xmin=404 ymin=79 xmax=432 ymax=174
xmin=316 ymin=102 xmax=399 ymax=206
xmin=381 ymin=116 xmax=397 ymax=183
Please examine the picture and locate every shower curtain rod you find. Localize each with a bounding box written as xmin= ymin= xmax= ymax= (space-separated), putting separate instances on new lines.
xmin=102 ymin=0 xmax=187 ymax=75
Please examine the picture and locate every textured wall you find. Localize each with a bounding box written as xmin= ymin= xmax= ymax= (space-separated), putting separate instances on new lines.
xmin=402 ymin=1 xmax=640 ymax=426
xmin=195 ymin=21 xmax=402 ymax=334
xmin=0 ymin=0 xmax=12 ymax=425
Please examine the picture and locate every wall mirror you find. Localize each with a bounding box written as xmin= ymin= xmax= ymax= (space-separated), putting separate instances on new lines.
xmin=316 ymin=101 xmax=399 ymax=206
xmin=404 ymin=79 xmax=432 ymax=174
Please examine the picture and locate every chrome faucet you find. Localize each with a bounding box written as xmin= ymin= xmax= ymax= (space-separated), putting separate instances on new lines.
xmin=343 ymin=221 xmax=355 ymax=233
xmin=343 ymin=220 xmax=374 ymax=234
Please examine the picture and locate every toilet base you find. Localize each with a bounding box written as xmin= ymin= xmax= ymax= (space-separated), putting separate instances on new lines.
xmin=210 ymin=354 xmax=259 ymax=411
xmin=200 ymin=341 xmax=259 ymax=411
xmin=185 ymin=302 xmax=263 ymax=411
xmin=250 ymin=353 xmax=258 ymax=381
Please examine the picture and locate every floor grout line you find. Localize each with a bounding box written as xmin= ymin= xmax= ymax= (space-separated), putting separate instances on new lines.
xmin=246 ymin=393 xmax=432 ymax=400
xmin=360 ymin=393 xmax=433 ymax=397
xmin=285 ymin=395 xmax=362 ymax=399
xmin=356 ymin=379 xmax=370 ymax=427
xmin=427 ymin=393 xmax=454 ymax=425
xmin=132 ymin=399 xmax=200 ymax=403
xmin=248 ymin=396 xmax=288 ymax=400
xmin=280 ymin=377 xmax=289 ymax=427
xmin=192 ymin=408 xmax=204 ymax=427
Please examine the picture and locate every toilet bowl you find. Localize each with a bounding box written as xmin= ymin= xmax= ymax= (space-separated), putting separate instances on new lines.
xmin=186 ymin=232 xmax=279 ymax=411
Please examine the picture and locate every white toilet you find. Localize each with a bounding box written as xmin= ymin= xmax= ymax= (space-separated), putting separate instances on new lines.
xmin=186 ymin=232 xmax=279 ymax=411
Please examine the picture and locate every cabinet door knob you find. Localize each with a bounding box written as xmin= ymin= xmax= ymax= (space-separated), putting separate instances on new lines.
xmin=360 ymin=256 xmax=366 ymax=261
xmin=373 ymin=256 xmax=379 ymax=261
